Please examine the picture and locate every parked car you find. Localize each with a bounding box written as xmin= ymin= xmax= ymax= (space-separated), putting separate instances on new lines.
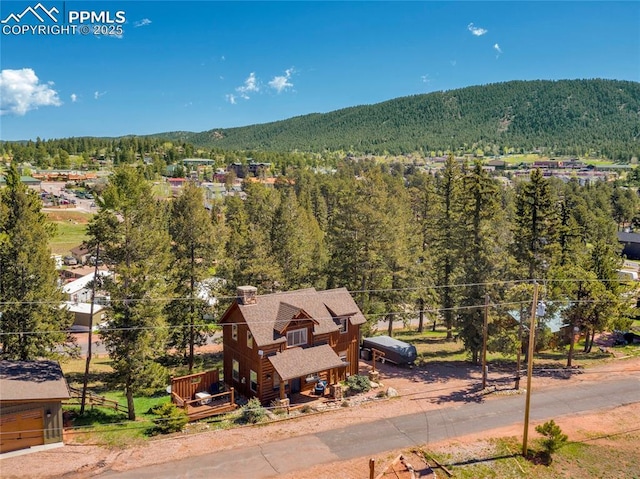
xmin=63 ymin=256 xmax=78 ymax=266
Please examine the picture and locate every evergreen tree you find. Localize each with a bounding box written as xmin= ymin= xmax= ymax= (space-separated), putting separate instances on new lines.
xmin=431 ymin=156 xmax=463 ymax=339
xmin=0 ymin=165 xmax=72 ymax=359
xmin=167 ymin=182 xmax=218 ymax=371
xmin=457 ymin=162 xmax=505 ymax=363
xmin=512 ymin=168 xmax=558 ymax=279
xmin=95 ymin=167 xmax=171 ymax=419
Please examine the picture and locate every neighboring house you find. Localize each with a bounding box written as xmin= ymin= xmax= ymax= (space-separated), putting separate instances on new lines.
xmin=63 ymin=302 xmax=106 ymax=331
xmin=0 ymin=360 xmax=70 ymax=454
xmin=70 ymin=244 xmax=91 ymax=265
xmin=618 ymin=231 xmax=640 ymax=260
xmin=62 ymin=271 xmax=111 ymax=305
xmin=219 ymin=286 xmax=366 ymax=405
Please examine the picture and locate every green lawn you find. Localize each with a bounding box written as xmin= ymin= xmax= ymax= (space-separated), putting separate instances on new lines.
xmin=46 ymin=211 xmax=92 ymax=255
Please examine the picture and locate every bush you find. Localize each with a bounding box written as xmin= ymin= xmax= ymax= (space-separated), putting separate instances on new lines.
xmin=239 ymin=398 xmax=266 ymax=424
xmin=345 ymin=374 xmax=371 ymax=395
xmin=147 ymin=402 xmax=189 ymax=436
xmin=535 ymin=419 xmax=568 ymax=457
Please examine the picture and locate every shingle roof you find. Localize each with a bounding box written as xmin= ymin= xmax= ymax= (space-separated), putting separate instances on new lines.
xmin=0 ymin=360 xmax=71 ymax=401
xmin=232 ymin=287 xmax=367 ymax=347
xmin=268 ymin=344 xmax=347 ymax=381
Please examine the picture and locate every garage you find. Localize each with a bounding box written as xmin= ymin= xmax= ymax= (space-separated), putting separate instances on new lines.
xmin=0 ymin=409 xmax=44 ymax=453
xmin=0 ymin=360 xmax=70 ymax=455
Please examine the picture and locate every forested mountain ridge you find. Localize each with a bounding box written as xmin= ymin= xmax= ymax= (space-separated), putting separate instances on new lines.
xmin=155 ymin=79 xmax=640 ymax=160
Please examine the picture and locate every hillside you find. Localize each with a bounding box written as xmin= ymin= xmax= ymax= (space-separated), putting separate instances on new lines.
xmin=154 ymin=79 xmax=640 ymax=159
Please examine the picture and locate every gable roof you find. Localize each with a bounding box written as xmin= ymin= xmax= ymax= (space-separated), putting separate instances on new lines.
xmin=268 ymin=344 xmax=347 ymax=381
xmin=0 ymin=360 xmax=71 ymax=402
xmin=222 ymin=287 xmax=367 ymax=347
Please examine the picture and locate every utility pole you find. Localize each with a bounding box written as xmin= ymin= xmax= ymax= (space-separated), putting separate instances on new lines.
xmin=522 ymin=281 xmax=539 ymax=456
xmin=515 ymin=303 xmax=524 ymax=390
xmin=81 ymin=243 xmax=100 ymax=415
xmin=481 ymin=294 xmax=489 ymax=389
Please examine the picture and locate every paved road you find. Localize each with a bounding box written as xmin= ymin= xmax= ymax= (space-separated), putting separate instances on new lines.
xmin=99 ymin=373 xmax=640 ymax=478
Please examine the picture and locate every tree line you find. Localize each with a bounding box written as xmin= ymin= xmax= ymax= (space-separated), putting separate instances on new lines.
xmin=0 ymin=159 xmax=636 ymax=418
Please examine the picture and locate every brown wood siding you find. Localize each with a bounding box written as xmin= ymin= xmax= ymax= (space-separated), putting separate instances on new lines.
xmin=171 ymin=370 xmax=219 ymax=401
xmin=222 ymin=307 xmax=266 ymax=399
xmin=335 ymin=326 xmax=360 ymax=376
xmin=1 ymin=401 xmax=64 ymax=445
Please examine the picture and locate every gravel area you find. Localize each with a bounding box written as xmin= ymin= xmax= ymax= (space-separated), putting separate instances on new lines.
xmin=2 ymin=352 xmax=639 ymax=479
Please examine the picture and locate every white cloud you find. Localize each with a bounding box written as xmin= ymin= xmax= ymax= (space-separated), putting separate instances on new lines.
xmin=237 ymin=72 xmax=259 ymax=96
xmin=268 ymin=68 xmax=294 ymax=93
xmin=228 ymin=73 xmax=260 ymax=103
xmin=494 ymin=43 xmax=503 ymax=56
xmin=467 ymin=23 xmax=488 ymax=36
xmin=421 ymin=74 xmax=431 ymax=84
xmin=0 ymin=68 xmax=62 ymax=115
xmin=94 ymin=91 xmax=107 ymax=100
xmin=70 ymin=93 xmax=77 ymax=102
xmin=134 ymin=18 xmax=151 ymax=27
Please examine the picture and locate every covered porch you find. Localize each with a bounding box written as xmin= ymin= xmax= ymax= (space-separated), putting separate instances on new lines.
xmin=268 ymin=344 xmax=347 ymax=405
xmin=170 ymin=370 xmax=237 ymax=421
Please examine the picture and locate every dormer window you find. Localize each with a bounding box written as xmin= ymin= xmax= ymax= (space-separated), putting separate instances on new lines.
xmin=247 ymin=330 xmax=253 ymax=349
xmin=286 ymin=328 xmax=307 ymax=347
xmin=338 ymin=317 xmax=348 ymax=334
xmin=232 ymin=324 xmax=238 ymax=341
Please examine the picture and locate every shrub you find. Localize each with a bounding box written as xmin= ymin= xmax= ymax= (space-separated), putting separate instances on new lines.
xmin=535 ymin=420 xmax=568 ymax=457
xmin=147 ymin=402 xmax=189 ymax=436
xmin=240 ymin=397 xmax=266 ymax=424
xmin=345 ymin=375 xmax=371 ymax=395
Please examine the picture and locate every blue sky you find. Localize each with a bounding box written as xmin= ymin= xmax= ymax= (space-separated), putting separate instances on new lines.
xmin=1 ymin=1 xmax=639 ymax=141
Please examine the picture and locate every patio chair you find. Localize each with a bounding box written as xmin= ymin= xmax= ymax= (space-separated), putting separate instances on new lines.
xmin=314 ymin=380 xmax=328 ymax=395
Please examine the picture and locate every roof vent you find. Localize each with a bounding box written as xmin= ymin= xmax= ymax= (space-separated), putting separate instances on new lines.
xmin=237 ymin=285 xmax=258 ymax=305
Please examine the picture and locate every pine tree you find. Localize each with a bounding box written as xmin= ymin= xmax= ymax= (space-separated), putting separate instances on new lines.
xmin=0 ymin=165 xmax=72 ymax=360
xmin=167 ymin=182 xmax=218 ymax=371
xmin=95 ymin=167 xmax=171 ymax=419
xmin=512 ymin=168 xmax=558 ymax=279
xmin=430 ymin=156 xmax=463 ymax=339
xmin=457 ymin=161 xmax=505 ymax=363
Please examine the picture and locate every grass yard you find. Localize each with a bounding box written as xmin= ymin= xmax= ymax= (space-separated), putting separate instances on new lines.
xmin=60 ymin=350 xmax=226 ymax=446
xmin=392 ymin=327 xmax=640 ymax=370
xmin=426 ymin=423 xmax=640 ymax=479
xmin=46 ymin=210 xmax=92 ymax=255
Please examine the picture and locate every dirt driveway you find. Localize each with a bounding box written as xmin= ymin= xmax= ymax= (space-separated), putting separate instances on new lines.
xmin=2 ymin=353 xmax=639 ymax=479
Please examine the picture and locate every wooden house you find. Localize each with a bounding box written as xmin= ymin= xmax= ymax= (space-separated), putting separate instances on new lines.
xmin=219 ymin=286 xmax=366 ymax=405
xmin=0 ymin=360 xmax=70 ymax=454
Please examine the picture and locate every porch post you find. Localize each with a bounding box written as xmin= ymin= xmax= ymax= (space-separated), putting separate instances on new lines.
xmin=279 ymin=381 xmax=285 ymax=400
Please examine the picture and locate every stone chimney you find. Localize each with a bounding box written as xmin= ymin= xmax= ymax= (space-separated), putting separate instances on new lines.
xmin=237 ymin=285 xmax=258 ymax=305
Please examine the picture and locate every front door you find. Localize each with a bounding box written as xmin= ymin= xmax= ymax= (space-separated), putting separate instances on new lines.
xmin=290 ymin=378 xmax=301 ymax=394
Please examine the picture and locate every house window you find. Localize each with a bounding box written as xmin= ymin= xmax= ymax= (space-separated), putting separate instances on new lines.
xmin=247 ymin=330 xmax=253 ymax=349
xmin=232 ymin=359 xmax=239 ymax=382
xmin=286 ymin=328 xmax=307 ymax=347
xmin=338 ymin=317 xmax=348 ymax=333
xmin=232 ymin=324 xmax=238 ymax=341
xmin=306 ymin=373 xmax=319 ymax=383
xmin=250 ymin=370 xmax=258 ymax=392
xmin=339 ymin=350 xmax=348 ymax=362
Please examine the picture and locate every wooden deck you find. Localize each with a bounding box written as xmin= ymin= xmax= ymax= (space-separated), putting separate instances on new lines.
xmin=171 ymin=370 xmax=238 ymax=421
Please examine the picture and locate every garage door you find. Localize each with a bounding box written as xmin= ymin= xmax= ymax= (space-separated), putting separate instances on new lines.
xmin=0 ymin=409 xmax=44 ymax=453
